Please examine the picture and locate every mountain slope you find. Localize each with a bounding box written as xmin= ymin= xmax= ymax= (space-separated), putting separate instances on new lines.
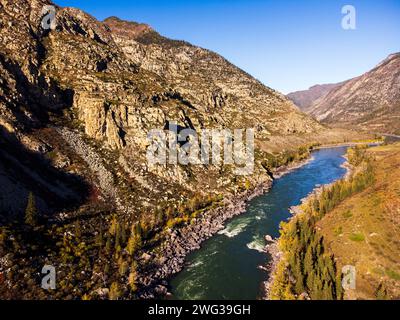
xmin=0 ymin=0 xmax=325 ymax=219
xmin=287 ymin=83 xmax=343 ymax=111
xmin=318 ymin=143 xmax=400 ymax=299
xmin=308 ymin=53 xmax=400 ymax=134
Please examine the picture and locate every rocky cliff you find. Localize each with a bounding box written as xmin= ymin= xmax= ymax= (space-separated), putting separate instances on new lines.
xmin=0 ymin=0 xmax=327 ymax=218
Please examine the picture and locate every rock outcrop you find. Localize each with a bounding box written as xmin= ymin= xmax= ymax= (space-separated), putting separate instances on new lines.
xmin=0 ymin=0 xmax=328 ymax=217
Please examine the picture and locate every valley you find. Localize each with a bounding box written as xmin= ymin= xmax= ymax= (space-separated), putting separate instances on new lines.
xmin=0 ymin=0 xmax=399 ymax=301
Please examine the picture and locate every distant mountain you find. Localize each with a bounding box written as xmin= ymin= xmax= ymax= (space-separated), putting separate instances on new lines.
xmin=287 ymin=83 xmax=343 ymax=111
xmin=307 ymin=53 xmax=400 ymax=134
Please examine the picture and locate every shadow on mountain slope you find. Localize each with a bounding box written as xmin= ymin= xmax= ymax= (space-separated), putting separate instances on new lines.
xmin=0 ymin=126 xmax=90 ymax=225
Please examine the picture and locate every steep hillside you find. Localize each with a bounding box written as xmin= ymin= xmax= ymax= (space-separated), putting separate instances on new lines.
xmin=287 ymin=83 xmax=343 ymax=111
xmin=318 ymin=143 xmax=400 ymax=299
xmin=308 ymin=53 xmax=400 ymax=134
xmin=269 ymin=143 xmax=400 ymax=300
xmin=0 ymin=1 xmax=327 ymax=214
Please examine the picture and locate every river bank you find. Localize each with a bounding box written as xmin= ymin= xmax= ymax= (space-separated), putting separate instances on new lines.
xmin=262 ymin=149 xmax=356 ymax=300
xmin=138 ymin=141 xmax=376 ymax=299
xmin=137 ymin=181 xmax=271 ymax=298
xmin=137 ymin=151 xmax=320 ymax=298
xmin=272 ymin=155 xmax=315 ymax=179
xmin=313 ymin=140 xmax=383 ymax=150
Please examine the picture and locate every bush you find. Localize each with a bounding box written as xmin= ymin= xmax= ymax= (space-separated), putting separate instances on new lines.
xmin=349 ymin=232 xmax=365 ymax=242
xmin=166 ymin=217 xmax=187 ymax=229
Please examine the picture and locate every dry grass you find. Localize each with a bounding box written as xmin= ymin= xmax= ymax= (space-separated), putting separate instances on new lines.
xmin=317 ymin=143 xmax=400 ymax=299
xmin=259 ymin=128 xmax=375 ymax=154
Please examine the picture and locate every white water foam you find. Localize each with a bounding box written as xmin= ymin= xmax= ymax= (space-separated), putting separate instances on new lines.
xmin=177 ymin=278 xmax=207 ymax=300
xmin=246 ymin=235 xmax=266 ymax=253
xmin=218 ymin=217 xmax=252 ymax=238
xmin=188 ymin=260 xmax=204 ymax=269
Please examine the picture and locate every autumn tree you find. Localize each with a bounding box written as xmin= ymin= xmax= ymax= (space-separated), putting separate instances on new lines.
xmin=126 ymin=224 xmax=142 ymax=256
xmin=128 ymin=262 xmax=138 ymax=292
xmin=109 ymin=282 xmax=122 ymax=300
xmin=25 ymin=192 xmax=38 ymax=227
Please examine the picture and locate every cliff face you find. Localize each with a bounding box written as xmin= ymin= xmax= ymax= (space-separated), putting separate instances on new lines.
xmin=308 ymin=53 xmax=400 ymax=134
xmin=0 ymin=0 xmax=326 ymax=218
xmin=103 ymin=16 xmax=317 ymax=137
xmin=287 ymin=83 xmax=343 ymax=111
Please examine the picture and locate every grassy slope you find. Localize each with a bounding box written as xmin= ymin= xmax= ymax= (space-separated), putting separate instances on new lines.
xmin=318 ymin=143 xmax=400 ymax=299
xmin=259 ymin=128 xmax=376 ymax=154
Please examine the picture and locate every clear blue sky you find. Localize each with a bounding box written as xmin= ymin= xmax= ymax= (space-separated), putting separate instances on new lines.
xmin=54 ymin=0 xmax=400 ymax=94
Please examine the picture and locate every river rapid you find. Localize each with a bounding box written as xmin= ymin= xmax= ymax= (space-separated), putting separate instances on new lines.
xmin=171 ymin=147 xmax=349 ymax=300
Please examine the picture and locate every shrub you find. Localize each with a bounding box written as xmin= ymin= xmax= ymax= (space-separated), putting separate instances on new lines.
xmin=109 ymin=282 xmax=122 ymax=300
xmin=349 ymin=233 xmax=365 ymax=242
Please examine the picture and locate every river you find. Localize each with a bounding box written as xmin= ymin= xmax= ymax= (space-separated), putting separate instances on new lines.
xmin=170 ymin=146 xmax=349 ymax=300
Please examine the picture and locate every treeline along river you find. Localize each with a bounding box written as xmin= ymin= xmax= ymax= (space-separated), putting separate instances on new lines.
xmin=171 ymin=147 xmax=349 ymax=300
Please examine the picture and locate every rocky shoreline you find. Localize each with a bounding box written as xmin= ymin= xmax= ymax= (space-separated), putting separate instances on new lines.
xmin=137 ymin=181 xmax=272 ymax=298
xmin=136 ymin=155 xmax=318 ymax=299
xmin=260 ymin=157 xmax=316 ymax=300
xmin=260 ymin=236 xmax=281 ymax=299
xmin=272 ymin=155 xmax=315 ymax=179
xmin=261 ymin=151 xmax=354 ymax=300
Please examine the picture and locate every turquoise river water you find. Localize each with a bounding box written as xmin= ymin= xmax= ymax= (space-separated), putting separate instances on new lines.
xmin=171 ymin=147 xmax=349 ymax=300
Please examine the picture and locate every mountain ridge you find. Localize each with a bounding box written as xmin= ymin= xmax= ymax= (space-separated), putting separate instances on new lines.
xmin=307 ymin=52 xmax=400 ymax=134
xmin=287 ymin=82 xmax=345 ymax=111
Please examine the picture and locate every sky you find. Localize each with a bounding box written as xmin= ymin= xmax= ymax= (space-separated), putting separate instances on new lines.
xmin=54 ymin=0 xmax=400 ymax=94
